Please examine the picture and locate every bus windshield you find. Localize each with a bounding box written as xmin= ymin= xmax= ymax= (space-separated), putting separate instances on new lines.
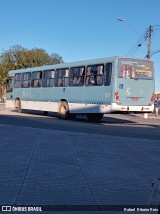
xmin=118 ymin=58 xmax=154 ymax=80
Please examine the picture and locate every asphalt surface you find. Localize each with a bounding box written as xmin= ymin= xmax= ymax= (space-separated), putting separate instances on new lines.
xmin=0 ymin=106 xmax=160 ymax=140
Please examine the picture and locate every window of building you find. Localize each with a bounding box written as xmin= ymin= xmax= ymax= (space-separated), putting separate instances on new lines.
xmin=85 ymin=64 xmax=104 ymax=86
xmin=55 ymin=68 xmax=69 ymax=87
xmin=104 ymin=63 xmax=112 ymax=86
xmin=14 ymin=73 xmax=21 ymax=88
xmin=42 ymin=70 xmax=55 ymax=87
xmin=21 ymin=72 xmax=31 ymax=88
xmin=69 ymin=67 xmax=85 ymax=86
xmin=31 ymin=71 xmax=42 ymax=87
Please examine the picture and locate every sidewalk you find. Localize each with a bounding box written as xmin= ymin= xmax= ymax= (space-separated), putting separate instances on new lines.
xmin=133 ymin=113 xmax=160 ymax=120
xmin=149 ymin=114 xmax=160 ymax=119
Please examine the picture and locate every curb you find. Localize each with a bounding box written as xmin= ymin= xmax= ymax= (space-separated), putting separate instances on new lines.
xmin=134 ymin=114 xmax=160 ymax=120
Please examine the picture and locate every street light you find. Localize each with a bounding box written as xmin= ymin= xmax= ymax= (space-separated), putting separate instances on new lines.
xmin=117 ymin=18 xmax=151 ymax=59
xmin=117 ymin=18 xmax=141 ymax=36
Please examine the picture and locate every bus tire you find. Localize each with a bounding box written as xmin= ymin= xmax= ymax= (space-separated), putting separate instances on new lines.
xmin=17 ymin=100 xmax=22 ymax=113
xmin=58 ymin=101 xmax=69 ymax=119
xmin=44 ymin=111 xmax=48 ymax=116
xmin=87 ymin=113 xmax=103 ymax=122
xmin=68 ymin=114 xmax=76 ymax=120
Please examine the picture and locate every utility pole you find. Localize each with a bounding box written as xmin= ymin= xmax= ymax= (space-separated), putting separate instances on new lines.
xmin=147 ymin=25 xmax=152 ymax=59
xmin=118 ymin=18 xmax=151 ymax=58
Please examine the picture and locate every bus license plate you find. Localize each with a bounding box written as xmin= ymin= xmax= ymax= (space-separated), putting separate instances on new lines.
xmin=131 ymin=97 xmax=138 ymax=101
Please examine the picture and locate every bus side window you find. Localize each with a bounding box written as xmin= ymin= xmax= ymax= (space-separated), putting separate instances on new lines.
xmin=69 ymin=67 xmax=84 ymax=86
xmin=85 ymin=67 xmax=91 ymax=86
xmin=55 ymin=68 xmax=69 ymax=87
xmin=90 ymin=66 xmax=97 ymax=85
xmin=21 ymin=72 xmax=31 ymax=88
xmin=55 ymin=69 xmax=62 ymax=86
xmin=97 ymin=65 xmax=104 ymax=85
xmin=31 ymin=71 xmax=42 ymax=87
xmin=64 ymin=69 xmax=69 ymax=86
xmin=14 ymin=73 xmax=21 ymax=88
xmin=6 ymin=76 xmax=14 ymax=93
xmin=76 ymin=67 xmax=84 ymax=86
xmin=105 ymin=63 xmax=112 ymax=86
xmin=86 ymin=64 xmax=104 ymax=86
xmin=42 ymin=70 xmax=55 ymax=87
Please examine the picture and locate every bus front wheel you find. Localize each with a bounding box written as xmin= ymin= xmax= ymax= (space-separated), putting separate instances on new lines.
xmin=87 ymin=113 xmax=103 ymax=122
xmin=58 ymin=101 xmax=69 ymax=119
xmin=17 ymin=100 xmax=22 ymax=113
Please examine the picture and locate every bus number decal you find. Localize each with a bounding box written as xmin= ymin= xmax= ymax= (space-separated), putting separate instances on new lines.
xmin=23 ymin=90 xmax=30 ymax=98
xmin=105 ymin=92 xmax=110 ymax=98
xmin=126 ymin=87 xmax=131 ymax=96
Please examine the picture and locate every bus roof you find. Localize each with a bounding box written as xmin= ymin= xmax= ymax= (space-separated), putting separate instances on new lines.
xmin=8 ymin=56 xmax=153 ymax=75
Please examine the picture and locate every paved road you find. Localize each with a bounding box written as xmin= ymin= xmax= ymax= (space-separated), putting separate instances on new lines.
xmin=0 ymin=107 xmax=160 ymax=140
xmin=0 ymin=107 xmax=159 ymax=213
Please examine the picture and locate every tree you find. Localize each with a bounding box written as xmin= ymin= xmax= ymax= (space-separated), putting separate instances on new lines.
xmin=0 ymin=65 xmax=8 ymax=101
xmin=0 ymin=45 xmax=64 ymax=101
xmin=50 ymin=53 xmax=63 ymax=64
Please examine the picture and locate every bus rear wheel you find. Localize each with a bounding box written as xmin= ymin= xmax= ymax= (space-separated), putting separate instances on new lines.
xmin=58 ymin=101 xmax=69 ymax=119
xmin=87 ymin=113 xmax=103 ymax=122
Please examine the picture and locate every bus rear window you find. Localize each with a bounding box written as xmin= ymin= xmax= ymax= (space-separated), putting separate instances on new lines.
xmin=118 ymin=59 xmax=154 ymax=80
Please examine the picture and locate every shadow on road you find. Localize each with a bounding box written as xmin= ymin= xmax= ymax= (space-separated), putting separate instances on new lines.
xmin=0 ymin=108 xmax=160 ymax=140
xmin=9 ymin=108 xmax=137 ymax=124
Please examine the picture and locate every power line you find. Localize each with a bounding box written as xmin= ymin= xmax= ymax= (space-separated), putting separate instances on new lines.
xmin=153 ymin=27 xmax=160 ymax=31
xmin=127 ymin=30 xmax=148 ymax=55
xmin=118 ymin=18 xmax=158 ymax=59
xmin=151 ymin=50 xmax=160 ymax=57
xmin=125 ymin=29 xmax=148 ymax=56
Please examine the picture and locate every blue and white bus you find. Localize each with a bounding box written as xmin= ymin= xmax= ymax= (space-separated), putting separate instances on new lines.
xmin=6 ymin=56 xmax=155 ymax=121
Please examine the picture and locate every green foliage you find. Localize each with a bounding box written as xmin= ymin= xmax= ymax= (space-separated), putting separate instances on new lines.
xmin=0 ymin=45 xmax=63 ymax=70
xmin=0 ymin=45 xmax=64 ymax=100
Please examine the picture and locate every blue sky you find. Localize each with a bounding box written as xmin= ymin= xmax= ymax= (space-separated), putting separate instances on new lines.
xmin=0 ymin=0 xmax=160 ymax=90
